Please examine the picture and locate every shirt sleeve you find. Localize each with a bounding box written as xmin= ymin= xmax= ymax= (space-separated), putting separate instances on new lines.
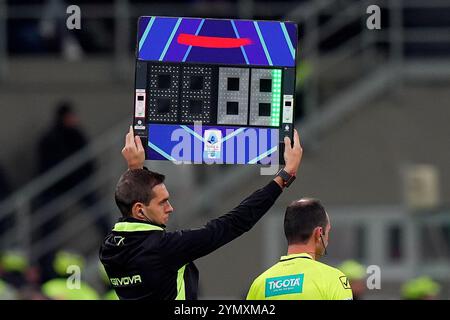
xmin=246 ymin=280 xmax=260 ymax=300
xmin=246 ymin=273 xmax=266 ymax=300
xmin=158 ymin=181 xmax=283 ymax=269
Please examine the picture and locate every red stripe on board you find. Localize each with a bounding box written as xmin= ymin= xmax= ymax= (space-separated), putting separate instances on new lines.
xmin=177 ymin=34 xmax=252 ymax=48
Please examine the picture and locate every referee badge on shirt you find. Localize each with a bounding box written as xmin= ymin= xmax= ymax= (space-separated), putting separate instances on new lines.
xmin=339 ymin=276 xmax=352 ymax=289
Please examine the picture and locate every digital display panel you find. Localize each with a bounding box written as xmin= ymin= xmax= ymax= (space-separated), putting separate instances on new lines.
xmin=133 ymin=16 xmax=298 ymax=164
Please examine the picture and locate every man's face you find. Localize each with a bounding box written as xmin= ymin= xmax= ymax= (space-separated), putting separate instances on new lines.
xmin=63 ymin=113 xmax=80 ymax=128
xmin=142 ymin=184 xmax=173 ymax=225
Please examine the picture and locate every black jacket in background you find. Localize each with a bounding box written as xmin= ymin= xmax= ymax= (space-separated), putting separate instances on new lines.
xmin=38 ymin=124 xmax=95 ymax=194
xmin=99 ymin=180 xmax=282 ymax=300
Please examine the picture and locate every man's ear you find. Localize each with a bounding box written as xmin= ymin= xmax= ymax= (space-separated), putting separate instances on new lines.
xmin=311 ymin=227 xmax=317 ymax=240
xmin=131 ymin=203 xmax=144 ymax=218
xmin=314 ymin=227 xmax=323 ymax=240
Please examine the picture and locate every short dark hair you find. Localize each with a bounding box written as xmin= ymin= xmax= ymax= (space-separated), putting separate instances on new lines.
xmin=55 ymin=101 xmax=74 ymax=121
xmin=284 ymin=198 xmax=328 ymax=245
xmin=115 ymin=169 xmax=165 ymax=217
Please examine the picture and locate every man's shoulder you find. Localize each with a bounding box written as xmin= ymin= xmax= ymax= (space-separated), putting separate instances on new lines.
xmin=250 ymin=261 xmax=287 ymax=286
xmin=310 ymin=259 xmax=346 ymax=278
xmin=39 ymin=130 xmax=55 ymax=145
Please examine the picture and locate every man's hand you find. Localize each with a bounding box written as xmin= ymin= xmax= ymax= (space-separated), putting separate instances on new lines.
xmin=122 ymin=126 xmax=145 ymax=170
xmin=283 ymin=129 xmax=302 ymax=176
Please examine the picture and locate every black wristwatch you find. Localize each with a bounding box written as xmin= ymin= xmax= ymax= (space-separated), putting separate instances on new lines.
xmin=276 ymin=168 xmax=296 ymax=188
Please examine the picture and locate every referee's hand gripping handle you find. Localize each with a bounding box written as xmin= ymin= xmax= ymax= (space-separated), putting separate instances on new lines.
xmin=283 ymin=129 xmax=303 ymax=176
xmin=122 ymin=125 xmax=145 ymax=170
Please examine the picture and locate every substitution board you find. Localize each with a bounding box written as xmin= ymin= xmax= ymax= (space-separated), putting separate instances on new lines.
xmin=133 ymin=16 xmax=298 ymax=164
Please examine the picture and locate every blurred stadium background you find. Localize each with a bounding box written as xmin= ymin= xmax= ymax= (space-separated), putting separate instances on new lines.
xmin=0 ymin=0 xmax=449 ymax=299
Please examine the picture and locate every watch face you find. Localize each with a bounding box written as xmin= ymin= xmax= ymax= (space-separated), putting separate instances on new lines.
xmin=278 ymin=169 xmax=289 ymax=180
xmin=278 ymin=169 xmax=295 ymax=187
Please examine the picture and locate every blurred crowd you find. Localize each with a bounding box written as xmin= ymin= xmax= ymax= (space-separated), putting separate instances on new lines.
xmin=0 ymin=249 xmax=118 ymax=300
xmin=7 ymin=0 xmax=297 ymax=58
xmin=337 ymin=260 xmax=442 ymax=300
xmin=0 ymin=101 xmax=115 ymax=298
xmin=0 ymin=251 xmax=441 ymax=300
xmin=0 ymin=101 xmax=111 ymax=293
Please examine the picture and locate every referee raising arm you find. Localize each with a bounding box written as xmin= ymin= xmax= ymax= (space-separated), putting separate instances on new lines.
xmin=99 ymin=127 xmax=302 ymax=300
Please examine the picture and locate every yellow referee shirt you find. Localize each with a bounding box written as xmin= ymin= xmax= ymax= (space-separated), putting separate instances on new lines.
xmin=246 ymin=253 xmax=353 ymax=300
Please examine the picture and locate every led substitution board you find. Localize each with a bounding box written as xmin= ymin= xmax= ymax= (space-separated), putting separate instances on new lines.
xmin=133 ymin=16 xmax=297 ymax=164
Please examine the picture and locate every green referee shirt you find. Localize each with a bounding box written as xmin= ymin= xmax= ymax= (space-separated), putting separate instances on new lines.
xmin=246 ymin=253 xmax=353 ymax=300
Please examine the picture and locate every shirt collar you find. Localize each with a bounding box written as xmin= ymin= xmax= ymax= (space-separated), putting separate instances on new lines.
xmin=280 ymin=253 xmax=313 ymax=261
xmin=115 ymin=217 xmax=166 ymax=231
